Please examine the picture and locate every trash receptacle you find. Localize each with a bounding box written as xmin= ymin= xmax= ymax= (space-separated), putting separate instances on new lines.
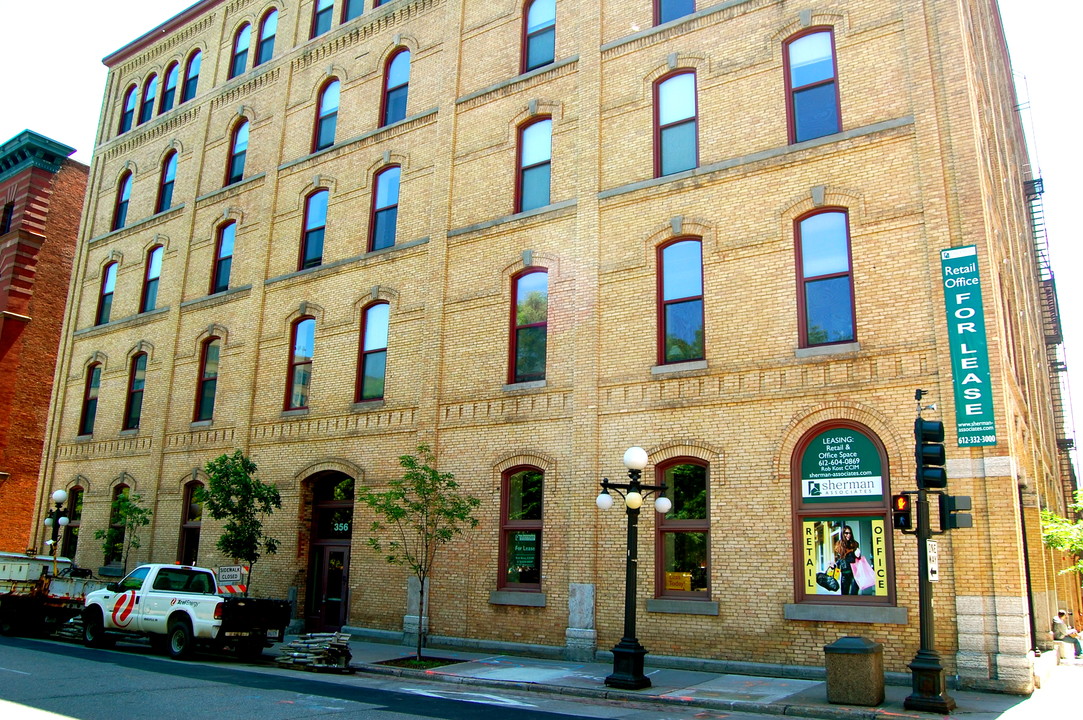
xmin=823 ymin=636 xmax=884 ymax=706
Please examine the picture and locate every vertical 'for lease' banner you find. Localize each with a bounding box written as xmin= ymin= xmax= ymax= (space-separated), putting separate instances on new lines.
xmin=941 ymin=245 xmax=997 ymax=446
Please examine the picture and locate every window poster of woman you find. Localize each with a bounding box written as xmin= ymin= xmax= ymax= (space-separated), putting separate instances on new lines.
xmin=802 ymin=516 xmax=887 ymax=596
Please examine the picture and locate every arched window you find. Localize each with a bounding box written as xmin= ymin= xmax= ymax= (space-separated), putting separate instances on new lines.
xmin=517 ymin=118 xmax=552 ymax=213
xmin=356 ymin=302 xmax=389 ymax=402
xmin=311 ymin=0 xmax=333 ymax=38
xmin=179 ymin=481 xmax=203 ymax=565
xmin=138 ymin=75 xmax=158 ymax=125
xmin=60 ymin=487 xmax=83 ymax=560
xmin=181 ymin=50 xmax=202 ymax=103
xmin=123 ymin=352 xmax=148 ymax=430
xmin=523 ymin=0 xmax=555 ymax=72
xmin=301 ymin=189 xmax=329 ymax=270
xmin=655 ymin=459 xmax=709 ymax=597
xmin=286 ymin=317 xmax=316 ymax=410
xmin=313 ymin=79 xmax=340 ymax=152
xmin=195 ymin=337 xmax=221 ymax=421
xmin=343 ymin=0 xmax=364 ymax=22
xmin=104 ymin=485 xmax=130 ymax=565
xmin=96 ymin=262 xmax=118 ymax=325
xmin=160 ymin=63 xmax=179 ymax=114
xmin=229 ymin=23 xmax=251 ymax=79
xmin=211 ymin=222 xmax=235 ymax=294
xmin=792 ymin=422 xmax=894 ymax=603
xmin=112 ymin=172 xmax=132 ymax=230
xmin=156 ymin=151 xmax=177 ymax=213
xmin=796 ymin=209 xmax=854 ymax=346
xmin=655 ymin=71 xmax=697 ymax=177
xmin=509 ymin=269 xmax=548 ymax=384
xmin=79 ymin=365 xmax=102 ymax=436
xmin=141 ymin=245 xmax=163 ymax=313
xmin=256 ymin=10 xmax=278 ymax=66
xmin=119 ymin=85 xmax=137 ymax=134
xmin=785 ymin=29 xmax=840 ymax=143
xmin=226 ymin=120 xmax=249 ymax=186
xmin=369 ymin=166 xmax=400 ymax=252
xmin=381 ymin=49 xmax=410 ymax=127
xmin=655 ymin=0 xmax=695 ymax=25
xmin=500 ymin=466 xmax=543 ymax=589
xmin=658 ymin=238 xmax=704 ymax=364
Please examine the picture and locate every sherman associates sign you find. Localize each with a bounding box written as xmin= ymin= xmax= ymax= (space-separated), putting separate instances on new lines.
xmin=941 ymin=245 xmax=997 ymax=446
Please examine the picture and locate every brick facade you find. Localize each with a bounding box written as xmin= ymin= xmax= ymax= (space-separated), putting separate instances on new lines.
xmin=0 ymin=131 xmax=86 ymax=552
xmin=35 ymin=0 xmax=1078 ymax=693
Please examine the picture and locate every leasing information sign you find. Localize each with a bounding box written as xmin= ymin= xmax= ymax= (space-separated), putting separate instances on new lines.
xmin=941 ymin=245 xmax=996 ymax=446
xmin=800 ymin=429 xmax=883 ymax=503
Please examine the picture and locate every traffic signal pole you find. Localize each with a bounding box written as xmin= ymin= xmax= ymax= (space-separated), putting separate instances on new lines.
xmin=904 ymin=391 xmax=956 ymax=713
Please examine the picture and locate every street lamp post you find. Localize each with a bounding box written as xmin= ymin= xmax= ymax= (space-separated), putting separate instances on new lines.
xmin=42 ymin=489 xmax=70 ymax=576
xmin=595 ymin=446 xmax=671 ymax=690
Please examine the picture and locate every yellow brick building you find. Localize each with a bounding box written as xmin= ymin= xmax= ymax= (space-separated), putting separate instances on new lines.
xmin=35 ymin=0 xmax=1079 ymax=693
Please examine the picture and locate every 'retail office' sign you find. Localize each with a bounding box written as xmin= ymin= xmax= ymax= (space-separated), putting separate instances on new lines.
xmin=940 ymin=245 xmax=997 ymax=446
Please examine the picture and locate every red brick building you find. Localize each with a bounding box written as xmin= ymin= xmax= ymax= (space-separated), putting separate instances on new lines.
xmin=0 ymin=131 xmax=87 ymax=552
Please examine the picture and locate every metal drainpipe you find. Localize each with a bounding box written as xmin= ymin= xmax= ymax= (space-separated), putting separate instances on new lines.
xmin=1018 ymin=485 xmax=1039 ymax=654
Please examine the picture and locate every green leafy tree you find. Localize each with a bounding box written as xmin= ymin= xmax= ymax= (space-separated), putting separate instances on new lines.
xmin=94 ymin=491 xmax=152 ymax=574
xmin=199 ymin=450 xmax=282 ymax=596
xmin=361 ymin=445 xmax=480 ymax=660
xmin=1041 ymin=490 xmax=1083 ymax=575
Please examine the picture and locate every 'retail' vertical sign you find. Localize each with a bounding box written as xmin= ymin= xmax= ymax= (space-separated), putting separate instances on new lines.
xmin=940 ymin=245 xmax=996 ymax=446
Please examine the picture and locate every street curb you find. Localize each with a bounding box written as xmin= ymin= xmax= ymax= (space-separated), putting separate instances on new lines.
xmin=350 ymin=661 xmax=920 ymax=720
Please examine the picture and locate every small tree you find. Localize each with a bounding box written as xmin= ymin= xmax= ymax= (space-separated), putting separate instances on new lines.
xmin=361 ymin=445 xmax=480 ymax=660
xmin=94 ymin=492 xmax=152 ymax=574
xmin=199 ymin=450 xmax=281 ymax=596
xmin=1041 ymin=490 xmax=1083 ymax=575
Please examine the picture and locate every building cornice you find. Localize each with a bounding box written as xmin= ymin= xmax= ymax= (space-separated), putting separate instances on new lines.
xmin=0 ymin=131 xmax=77 ymax=184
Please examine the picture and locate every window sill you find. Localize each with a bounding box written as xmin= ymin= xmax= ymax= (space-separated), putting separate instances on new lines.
xmin=181 ymin=284 xmax=253 ymax=310
xmin=784 ymin=603 xmax=908 ymax=625
xmin=503 ymin=380 xmax=547 ymax=392
xmin=119 ymin=429 xmax=140 ymax=437
xmin=651 ymin=359 xmax=707 ymax=376
xmin=351 ymin=399 xmax=386 ymax=411
xmin=447 ymin=199 xmax=577 ymax=239
xmin=489 ymin=590 xmax=546 ymax=607
xmin=281 ymin=408 xmax=309 ymax=418
xmin=75 ymin=307 xmax=169 ymax=336
xmin=646 ymin=598 xmax=719 ymax=615
xmin=190 ymin=420 xmax=213 ymax=428
xmin=795 ymin=342 xmax=860 ymax=359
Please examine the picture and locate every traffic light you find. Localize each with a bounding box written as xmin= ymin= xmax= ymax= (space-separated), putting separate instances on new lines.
xmin=915 ymin=418 xmax=947 ymax=489
xmin=939 ymin=493 xmax=973 ymax=530
xmin=892 ymin=494 xmax=913 ymax=530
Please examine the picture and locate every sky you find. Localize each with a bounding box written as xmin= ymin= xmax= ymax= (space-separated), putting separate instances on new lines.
xmin=1 ymin=1 xmax=1078 ymax=477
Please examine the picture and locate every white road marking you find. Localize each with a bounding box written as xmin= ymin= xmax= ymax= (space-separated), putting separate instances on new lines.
xmin=401 ymin=687 xmax=538 ymax=708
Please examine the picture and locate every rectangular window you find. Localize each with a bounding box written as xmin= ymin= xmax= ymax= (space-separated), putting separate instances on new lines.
xmin=1 ymin=202 xmax=14 ymax=234
xmin=196 ymin=338 xmax=220 ymax=421
xmin=786 ymin=30 xmax=840 ymax=143
xmin=510 ymin=270 xmax=548 ymax=383
xmin=656 ymin=461 xmax=709 ymax=597
xmin=79 ymin=365 xmax=101 ymax=436
xmin=178 ymin=482 xmax=203 ymax=565
xmin=656 ymin=0 xmax=695 ymax=25
xmin=141 ymin=247 xmax=163 ymax=313
xmin=658 ymin=239 xmax=704 ymax=364
xmin=60 ymin=488 xmax=83 ymax=560
xmin=518 ymin=119 xmax=552 ymax=213
xmin=287 ymin=318 xmax=315 ymax=410
xmin=212 ymin=223 xmax=235 ymax=294
xmin=370 ymin=167 xmax=399 ymax=252
xmin=656 ymin=72 xmax=698 ymax=177
xmin=301 ymin=190 xmax=328 ymax=269
xmin=312 ymin=0 xmax=333 ymax=38
xmin=358 ymin=303 xmax=389 ymax=401
xmin=123 ymin=354 xmax=147 ymax=430
xmin=501 ymin=467 xmax=543 ymax=589
xmin=797 ymin=210 xmax=854 ymax=346
xmin=96 ymin=263 xmax=117 ymax=326
xmin=343 ymin=0 xmax=364 ymax=21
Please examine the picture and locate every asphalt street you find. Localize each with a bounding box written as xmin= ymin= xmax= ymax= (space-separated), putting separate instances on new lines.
xmin=0 ymin=636 xmax=749 ymax=720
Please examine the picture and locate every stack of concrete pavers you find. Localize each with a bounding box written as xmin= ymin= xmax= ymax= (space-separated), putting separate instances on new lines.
xmin=275 ymin=632 xmax=354 ymax=672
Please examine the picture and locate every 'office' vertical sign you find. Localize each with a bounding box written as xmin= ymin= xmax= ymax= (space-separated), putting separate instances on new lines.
xmin=941 ymin=245 xmax=997 ymax=446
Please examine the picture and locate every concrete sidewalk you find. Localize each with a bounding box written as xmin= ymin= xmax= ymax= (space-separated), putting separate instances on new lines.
xmin=336 ymin=638 xmax=1079 ymax=719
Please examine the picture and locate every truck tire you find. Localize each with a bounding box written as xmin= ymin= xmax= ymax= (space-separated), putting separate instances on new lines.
xmin=167 ymin=618 xmax=193 ymax=660
xmin=83 ymin=609 xmax=114 ymax=649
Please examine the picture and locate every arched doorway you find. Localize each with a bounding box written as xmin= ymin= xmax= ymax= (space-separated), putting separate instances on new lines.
xmin=306 ymin=473 xmax=354 ymax=631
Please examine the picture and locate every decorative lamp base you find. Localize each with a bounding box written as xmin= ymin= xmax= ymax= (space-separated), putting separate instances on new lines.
xmin=605 ymin=638 xmax=651 ymax=690
xmin=903 ymin=649 xmax=956 ymax=713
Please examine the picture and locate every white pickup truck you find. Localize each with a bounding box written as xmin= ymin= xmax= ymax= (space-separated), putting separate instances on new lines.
xmin=83 ymin=564 xmax=291 ymax=660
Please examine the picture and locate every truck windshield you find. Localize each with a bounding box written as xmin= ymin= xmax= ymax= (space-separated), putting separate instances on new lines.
xmin=151 ymin=568 xmax=216 ymax=594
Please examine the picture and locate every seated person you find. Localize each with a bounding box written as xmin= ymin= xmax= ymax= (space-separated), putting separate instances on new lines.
xmin=1053 ymin=610 xmax=1081 ymax=658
